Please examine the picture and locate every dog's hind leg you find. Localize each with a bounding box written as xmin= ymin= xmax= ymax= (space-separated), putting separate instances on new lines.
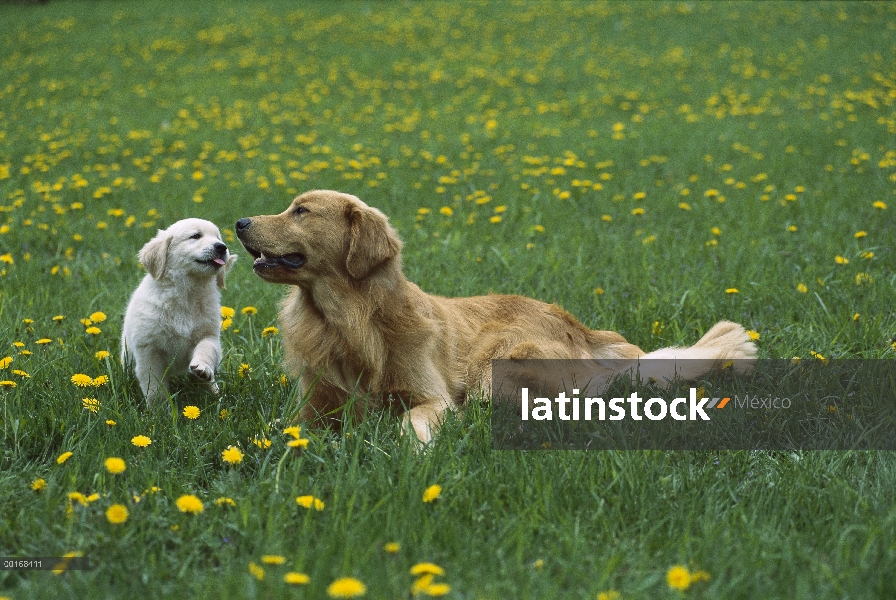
xmin=190 ymin=337 xmax=222 ymax=394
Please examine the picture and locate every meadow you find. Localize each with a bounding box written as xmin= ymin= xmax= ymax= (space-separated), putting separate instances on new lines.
xmin=0 ymin=1 xmax=895 ymax=598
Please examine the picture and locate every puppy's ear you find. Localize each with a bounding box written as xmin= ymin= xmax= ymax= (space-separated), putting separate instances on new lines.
xmin=216 ymin=254 xmax=238 ymax=289
xmin=138 ymin=231 xmax=172 ymax=279
xmin=345 ymin=203 xmax=403 ymax=279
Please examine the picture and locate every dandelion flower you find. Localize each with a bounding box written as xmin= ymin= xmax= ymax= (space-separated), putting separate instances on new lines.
xmin=92 ymin=375 xmax=109 ymax=387
xmin=106 ymin=420 xmax=116 ymax=426
xmin=261 ymin=326 xmax=279 ymax=337
xmin=36 ymin=338 xmax=53 ymax=345
xmin=248 ymin=562 xmax=265 ymax=581
xmin=57 ymin=451 xmax=73 ymax=464
xmin=855 ymin=272 xmax=872 ymax=285
xmin=85 ymin=326 xmax=101 ymax=335
xmin=284 ymin=426 xmax=301 ymax=439
xmin=422 ymin=583 xmax=451 ymax=596
xmin=0 ymin=356 xmax=11 ymax=369
xmin=834 ymin=255 xmax=849 ymax=265
xmin=287 ymin=438 xmax=309 ymax=449
xmin=31 ymin=478 xmax=47 ymax=491
xmin=175 ymin=494 xmax=204 ymax=514
xmin=439 ymin=206 xmax=453 ymax=216
xmin=106 ymin=504 xmax=129 ymax=524
xmin=422 ymin=484 xmax=441 ymax=503
xmin=0 ymin=380 xmax=15 ymax=389
xmin=326 ymin=577 xmax=367 ymax=598
xmin=12 ymin=370 xmax=29 ymax=378
xmin=746 ymin=330 xmax=760 ymax=341
xmin=105 ymin=457 xmax=126 ymax=474
xmin=95 ymin=350 xmax=110 ymax=360
xmin=183 ymin=405 xmax=200 ymax=419
xmin=284 ymin=572 xmax=310 ymax=585
xmin=666 ymin=565 xmax=691 ymax=591
xmin=410 ymin=563 xmax=445 ymax=576
xmin=221 ymin=445 xmax=244 ymax=464
xmin=597 ymin=591 xmax=622 ymax=600
xmin=71 ymin=374 xmax=93 ymax=387
xmin=261 ymin=555 xmax=286 ymax=565
xmin=296 ymin=495 xmax=325 ymax=511
xmin=131 ymin=435 xmax=152 ymax=447
xmin=221 ymin=306 xmax=235 ymax=319
xmin=89 ymin=312 xmax=107 ymax=322
xmin=238 ymin=363 xmax=251 ymax=378
xmin=383 ymin=542 xmax=400 ymax=554
xmin=872 ymin=200 xmax=886 ymax=209
xmin=854 ymin=231 xmax=867 ymax=239
xmin=252 ymin=436 xmax=271 ymax=449
xmin=82 ymin=397 xmax=101 ymax=413
xmin=241 ymin=306 xmax=258 ymax=315
xmin=725 ymin=288 xmax=739 ymax=294
xmin=221 ymin=318 xmax=233 ymax=331
xmin=797 ymin=283 xmax=808 ymax=293
xmin=52 ymin=315 xmax=65 ymax=322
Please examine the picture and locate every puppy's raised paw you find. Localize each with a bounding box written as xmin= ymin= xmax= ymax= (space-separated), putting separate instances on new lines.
xmin=190 ymin=362 xmax=215 ymax=383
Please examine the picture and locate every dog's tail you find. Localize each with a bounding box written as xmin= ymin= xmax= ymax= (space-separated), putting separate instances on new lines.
xmin=631 ymin=320 xmax=757 ymax=381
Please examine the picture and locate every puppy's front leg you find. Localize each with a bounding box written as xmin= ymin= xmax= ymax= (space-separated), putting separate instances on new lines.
xmin=135 ymin=353 xmax=169 ymax=404
xmin=189 ymin=337 xmax=222 ymax=394
xmin=401 ymin=395 xmax=455 ymax=446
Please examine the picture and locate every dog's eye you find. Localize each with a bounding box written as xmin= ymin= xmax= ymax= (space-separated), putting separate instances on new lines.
xmin=294 ymin=206 xmax=309 ymax=215
xmin=190 ymin=233 xmax=202 ymax=240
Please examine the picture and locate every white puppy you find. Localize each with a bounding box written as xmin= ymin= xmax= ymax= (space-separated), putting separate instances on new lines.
xmin=121 ymin=218 xmax=237 ymax=403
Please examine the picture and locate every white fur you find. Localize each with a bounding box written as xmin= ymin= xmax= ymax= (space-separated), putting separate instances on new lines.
xmin=121 ymin=218 xmax=237 ymax=403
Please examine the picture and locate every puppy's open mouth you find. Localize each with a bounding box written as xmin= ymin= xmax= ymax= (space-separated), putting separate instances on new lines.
xmin=243 ymin=245 xmax=306 ymax=272
xmin=196 ymin=257 xmax=227 ymax=268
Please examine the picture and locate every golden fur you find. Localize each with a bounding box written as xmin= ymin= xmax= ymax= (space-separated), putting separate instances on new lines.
xmin=236 ymin=190 xmax=756 ymax=443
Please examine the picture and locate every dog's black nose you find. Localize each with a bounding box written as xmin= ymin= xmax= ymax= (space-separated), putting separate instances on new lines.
xmin=213 ymin=242 xmax=227 ymax=255
xmin=235 ymin=218 xmax=251 ymax=234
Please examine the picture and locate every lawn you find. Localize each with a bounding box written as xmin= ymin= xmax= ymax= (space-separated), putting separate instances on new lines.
xmin=0 ymin=1 xmax=894 ymax=598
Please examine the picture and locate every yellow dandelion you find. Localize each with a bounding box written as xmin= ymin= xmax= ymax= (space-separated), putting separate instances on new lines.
xmin=797 ymin=283 xmax=808 ymax=293
xmin=252 ymin=436 xmax=272 ymax=449
xmin=106 ymin=504 xmax=129 ymax=524
xmin=787 ymin=225 xmax=798 ymax=232
xmin=0 ymin=356 xmax=11 ymax=369
xmin=221 ymin=445 xmax=244 ymax=465
xmin=284 ymin=426 xmax=301 ymax=439
xmin=105 ymin=457 xmax=126 ymax=474
xmin=666 ymin=565 xmax=691 ymax=591
xmin=410 ymin=563 xmax=445 ymax=576
xmin=284 ymin=572 xmax=311 ymax=585
xmin=0 ymin=380 xmax=15 ymax=389
xmin=383 ymin=542 xmax=400 ymax=554
xmin=85 ymin=326 xmax=101 ymax=335
xmin=678 ymin=202 xmax=691 ymax=210
xmin=327 ymin=577 xmax=367 ymax=598
xmin=241 ymin=306 xmax=257 ymax=315
xmin=422 ymin=484 xmax=442 ymax=503
xmin=631 ymin=207 xmax=645 ymax=216
xmin=296 ymin=495 xmax=325 ymax=511
xmin=57 ymin=451 xmax=73 ymax=464
xmin=71 ymin=373 xmax=93 ymax=387
xmin=248 ymin=562 xmax=265 ymax=581
xmin=489 ymin=215 xmax=502 ymax=223
xmin=221 ymin=306 xmax=235 ymax=319
xmin=52 ymin=315 xmax=65 ymax=322
xmin=261 ymin=326 xmax=279 ymax=337
xmin=12 ymin=370 xmax=29 ymax=378
xmin=82 ymin=397 xmax=101 ymax=413
xmin=834 ymin=255 xmax=849 ymax=265
xmin=106 ymin=420 xmax=116 ymax=426
xmin=725 ymin=288 xmax=739 ymax=294
xmin=746 ymin=330 xmax=760 ymax=341
xmin=439 ymin=206 xmax=453 ymax=216
xmin=221 ymin=317 xmax=233 ymax=331
xmin=31 ymin=478 xmax=47 ymax=492
xmin=238 ymin=363 xmax=251 ymax=378
xmin=92 ymin=375 xmax=109 ymax=387
xmin=872 ymin=200 xmax=886 ymax=209
xmin=597 ymin=591 xmax=622 ymax=600
xmin=95 ymin=350 xmax=110 ymax=360
xmin=215 ymin=496 xmax=236 ymax=507
xmin=261 ymin=555 xmax=286 ymax=565
xmin=287 ymin=438 xmax=310 ymax=448
xmin=422 ymin=583 xmax=451 ymax=596
xmin=131 ymin=435 xmax=152 ymax=447
xmin=855 ymin=272 xmax=872 ymax=285
xmin=854 ymin=231 xmax=867 ymax=238
xmin=853 ymin=313 xmax=860 ymax=321
xmin=36 ymin=338 xmax=53 ymax=345
xmin=183 ymin=405 xmax=201 ymax=419
xmin=175 ymin=494 xmax=204 ymax=514
xmin=89 ymin=312 xmax=107 ymax=322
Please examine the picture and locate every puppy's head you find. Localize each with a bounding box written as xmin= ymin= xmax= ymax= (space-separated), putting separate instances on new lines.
xmin=139 ymin=218 xmax=237 ymax=288
xmin=235 ymin=190 xmax=402 ymax=286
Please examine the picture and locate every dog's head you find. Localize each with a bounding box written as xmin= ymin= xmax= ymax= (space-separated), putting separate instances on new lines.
xmin=235 ymin=190 xmax=403 ymax=286
xmin=139 ymin=218 xmax=238 ymax=288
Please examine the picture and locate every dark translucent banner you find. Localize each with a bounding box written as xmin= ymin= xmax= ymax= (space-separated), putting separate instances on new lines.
xmin=490 ymin=359 xmax=896 ymax=450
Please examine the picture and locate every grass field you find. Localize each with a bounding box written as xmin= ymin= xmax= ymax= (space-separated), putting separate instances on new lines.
xmin=1 ymin=1 xmax=895 ymax=598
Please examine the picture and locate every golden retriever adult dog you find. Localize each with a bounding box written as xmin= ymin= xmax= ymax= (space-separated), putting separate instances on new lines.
xmin=122 ymin=218 xmax=237 ymax=403
xmin=236 ymin=190 xmax=756 ymax=443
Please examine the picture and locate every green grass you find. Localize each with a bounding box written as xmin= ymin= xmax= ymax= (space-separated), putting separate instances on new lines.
xmin=1 ymin=1 xmax=895 ymax=598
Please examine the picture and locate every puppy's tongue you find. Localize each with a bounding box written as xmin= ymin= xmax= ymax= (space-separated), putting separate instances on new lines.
xmin=213 ymin=258 xmax=226 ymax=266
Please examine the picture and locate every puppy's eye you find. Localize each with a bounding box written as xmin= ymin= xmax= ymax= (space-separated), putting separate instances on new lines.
xmin=190 ymin=233 xmax=202 ymax=240
xmin=294 ymin=206 xmax=309 ymax=215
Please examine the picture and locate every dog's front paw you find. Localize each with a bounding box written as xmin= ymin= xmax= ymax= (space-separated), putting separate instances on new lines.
xmin=190 ymin=362 xmax=215 ymax=383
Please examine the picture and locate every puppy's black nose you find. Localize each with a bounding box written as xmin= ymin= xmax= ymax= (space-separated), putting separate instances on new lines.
xmin=213 ymin=242 xmax=227 ymax=255
xmin=235 ymin=218 xmax=251 ymax=234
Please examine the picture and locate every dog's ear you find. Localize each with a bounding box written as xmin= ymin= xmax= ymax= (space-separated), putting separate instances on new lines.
xmin=138 ymin=231 xmax=172 ymax=279
xmin=216 ymin=254 xmax=238 ymax=289
xmin=345 ymin=203 xmax=403 ymax=279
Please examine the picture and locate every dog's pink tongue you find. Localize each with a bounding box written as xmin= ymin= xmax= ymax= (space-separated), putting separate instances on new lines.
xmin=213 ymin=258 xmax=226 ymax=266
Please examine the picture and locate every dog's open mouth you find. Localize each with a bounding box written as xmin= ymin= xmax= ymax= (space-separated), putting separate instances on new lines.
xmin=196 ymin=257 xmax=227 ymax=268
xmin=243 ymin=245 xmax=306 ymax=272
